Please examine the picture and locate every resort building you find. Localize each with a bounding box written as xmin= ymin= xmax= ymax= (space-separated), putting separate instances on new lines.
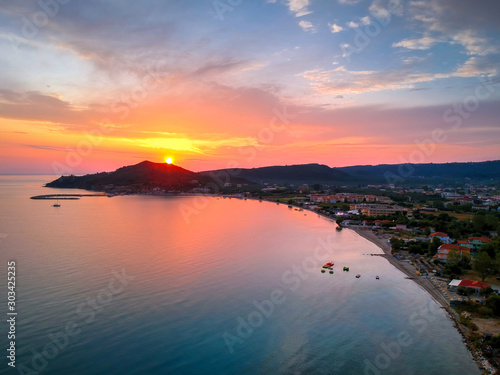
xmin=468 ymin=237 xmax=492 ymax=250
xmin=429 ymin=232 xmax=452 ymax=244
xmin=436 ymin=244 xmax=470 ymax=262
xmin=350 ymin=203 xmax=406 ymax=216
xmin=448 ymin=279 xmax=490 ymax=295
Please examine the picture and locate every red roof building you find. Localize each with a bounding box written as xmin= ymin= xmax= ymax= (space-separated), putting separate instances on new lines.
xmin=437 ymin=244 xmax=470 ymax=262
xmin=459 ymin=280 xmax=490 ymax=290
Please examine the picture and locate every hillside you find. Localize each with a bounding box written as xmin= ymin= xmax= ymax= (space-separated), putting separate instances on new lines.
xmin=46 ymin=161 xmax=208 ymax=191
xmin=46 ymin=160 xmax=500 ymax=192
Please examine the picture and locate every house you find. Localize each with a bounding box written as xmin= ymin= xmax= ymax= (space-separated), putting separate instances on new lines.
xmin=448 ymin=279 xmax=490 ymax=295
xmin=396 ymin=224 xmax=408 ymax=230
xmin=429 ymin=232 xmax=452 ymax=244
xmin=468 ymin=237 xmax=492 ymax=250
xmin=457 ymin=240 xmax=473 ymax=249
xmin=436 ymin=244 xmax=470 ymax=262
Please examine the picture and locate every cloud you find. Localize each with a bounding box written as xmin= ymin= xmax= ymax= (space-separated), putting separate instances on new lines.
xmin=393 ymin=36 xmax=442 ymax=50
xmin=330 ymin=24 xmax=344 ymax=33
xmin=0 ymin=90 xmax=89 ymax=125
xmin=347 ymin=21 xmax=359 ymax=28
xmin=286 ymin=0 xmax=312 ymax=17
xmin=360 ymin=16 xmax=371 ymax=25
xmin=406 ymin=0 xmax=500 ymax=56
xmin=454 ymin=56 xmax=498 ymax=77
xmin=298 ymin=20 xmax=316 ymax=33
xmin=339 ymin=0 xmax=362 ymax=4
xmin=301 ymin=57 xmax=498 ymax=95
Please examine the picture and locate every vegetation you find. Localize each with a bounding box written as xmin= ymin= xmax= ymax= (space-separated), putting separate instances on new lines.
xmin=473 ymin=252 xmax=498 ymax=282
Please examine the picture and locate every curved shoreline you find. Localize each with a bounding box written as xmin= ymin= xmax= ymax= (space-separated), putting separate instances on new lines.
xmin=346 ymin=226 xmax=492 ymax=374
xmin=301 ymin=207 xmax=490 ymax=374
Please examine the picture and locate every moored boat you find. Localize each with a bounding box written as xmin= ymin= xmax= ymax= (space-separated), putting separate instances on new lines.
xmin=322 ymin=262 xmax=334 ymax=268
xmin=356 ymin=274 xmax=361 ymax=278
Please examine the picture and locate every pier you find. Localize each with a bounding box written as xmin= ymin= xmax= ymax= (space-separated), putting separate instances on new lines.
xmin=30 ymin=194 xmax=109 ymax=200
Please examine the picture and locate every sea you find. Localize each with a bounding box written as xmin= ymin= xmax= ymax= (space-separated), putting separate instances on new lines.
xmin=0 ymin=176 xmax=481 ymax=375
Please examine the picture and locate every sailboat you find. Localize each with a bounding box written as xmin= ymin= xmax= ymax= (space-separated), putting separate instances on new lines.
xmin=52 ymin=199 xmax=61 ymax=207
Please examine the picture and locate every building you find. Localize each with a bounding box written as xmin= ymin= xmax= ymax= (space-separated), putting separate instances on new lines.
xmin=468 ymin=237 xmax=492 ymax=250
xmin=448 ymin=279 xmax=490 ymax=295
xmin=350 ymin=203 xmax=406 ymax=216
xmin=429 ymin=232 xmax=452 ymax=244
xmin=436 ymin=244 xmax=470 ymax=262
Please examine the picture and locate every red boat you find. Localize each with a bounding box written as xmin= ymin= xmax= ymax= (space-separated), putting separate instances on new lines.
xmin=322 ymin=262 xmax=334 ymax=268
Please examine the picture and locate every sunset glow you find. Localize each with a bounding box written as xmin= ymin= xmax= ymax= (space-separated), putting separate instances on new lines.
xmin=0 ymin=1 xmax=499 ymax=174
xmin=165 ymin=157 xmax=173 ymax=165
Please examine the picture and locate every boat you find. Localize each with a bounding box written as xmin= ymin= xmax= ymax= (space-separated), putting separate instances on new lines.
xmin=321 ymin=269 xmax=325 ymax=273
xmin=52 ymin=199 xmax=61 ymax=207
xmin=329 ymin=270 xmax=334 ymax=274
xmin=343 ymin=267 xmax=349 ymax=272
xmin=288 ymin=205 xmax=293 ymax=208
xmin=376 ymin=276 xmax=380 ymax=280
xmin=322 ymin=262 xmax=334 ymax=268
xmin=356 ymin=274 xmax=361 ymax=278
xmin=336 ymin=226 xmax=342 ymax=231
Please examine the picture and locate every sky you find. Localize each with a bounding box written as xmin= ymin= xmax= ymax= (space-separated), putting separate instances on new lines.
xmin=0 ymin=0 xmax=499 ymax=174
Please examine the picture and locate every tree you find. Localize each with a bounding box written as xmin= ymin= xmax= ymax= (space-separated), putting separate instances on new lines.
xmin=487 ymin=294 xmax=500 ymax=316
xmin=473 ymin=214 xmax=487 ymax=232
xmin=428 ymin=237 xmax=442 ymax=256
xmin=473 ymin=252 xmax=498 ymax=282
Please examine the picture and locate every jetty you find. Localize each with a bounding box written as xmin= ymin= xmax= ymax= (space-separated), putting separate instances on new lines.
xmin=30 ymin=194 xmax=108 ymax=200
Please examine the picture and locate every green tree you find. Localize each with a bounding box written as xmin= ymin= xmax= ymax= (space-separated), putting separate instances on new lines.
xmin=473 ymin=214 xmax=487 ymax=232
xmin=428 ymin=237 xmax=442 ymax=256
xmin=473 ymin=252 xmax=498 ymax=282
xmin=487 ymin=294 xmax=500 ymax=316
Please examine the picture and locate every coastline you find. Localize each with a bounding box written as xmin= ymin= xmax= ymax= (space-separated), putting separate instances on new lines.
xmin=347 ymin=225 xmax=492 ymax=374
xmin=300 ymin=207 xmax=490 ymax=373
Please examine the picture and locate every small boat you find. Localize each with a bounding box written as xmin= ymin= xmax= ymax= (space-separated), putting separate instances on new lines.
xmin=288 ymin=205 xmax=293 ymax=208
xmin=329 ymin=270 xmax=334 ymax=274
xmin=356 ymin=274 xmax=361 ymax=278
xmin=336 ymin=226 xmax=342 ymax=231
xmin=52 ymin=199 xmax=61 ymax=207
xmin=322 ymin=262 xmax=334 ymax=268
xmin=343 ymin=267 xmax=349 ymax=272
xmin=376 ymin=276 xmax=380 ymax=280
xmin=321 ymin=269 xmax=325 ymax=273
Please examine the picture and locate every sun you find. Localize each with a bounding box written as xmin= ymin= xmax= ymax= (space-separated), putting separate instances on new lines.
xmin=165 ymin=157 xmax=173 ymax=164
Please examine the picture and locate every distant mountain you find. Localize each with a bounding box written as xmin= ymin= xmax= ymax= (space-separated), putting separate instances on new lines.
xmin=204 ymin=160 xmax=500 ymax=186
xmin=46 ymin=159 xmax=500 ymax=192
xmin=337 ymin=161 xmax=500 ymax=184
xmin=199 ymin=163 xmax=352 ymax=185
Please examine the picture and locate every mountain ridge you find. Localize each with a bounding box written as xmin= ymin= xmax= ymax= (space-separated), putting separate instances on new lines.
xmin=45 ymin=159 xmax=500 ymax=192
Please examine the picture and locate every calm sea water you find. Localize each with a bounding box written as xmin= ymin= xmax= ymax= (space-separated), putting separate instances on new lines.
xmin=0 ymin=176 xmax=480 ymax=375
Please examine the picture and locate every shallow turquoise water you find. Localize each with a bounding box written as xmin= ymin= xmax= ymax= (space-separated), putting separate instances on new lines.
xmin=0 ymin=176 xmax=479 ymax=374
